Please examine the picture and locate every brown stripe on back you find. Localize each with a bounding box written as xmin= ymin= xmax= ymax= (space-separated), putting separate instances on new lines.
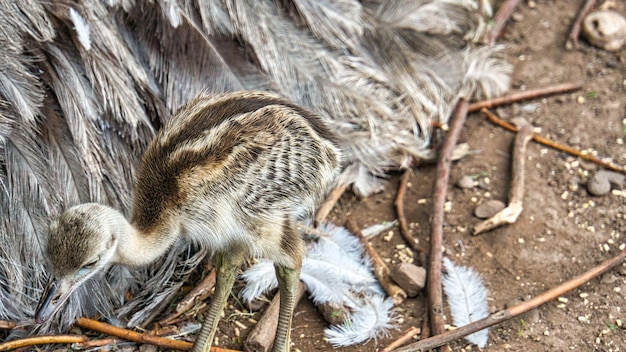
xmin=131 ymin=96 xmax=278 ymax=232
xmin=131 ymin=92 xmax=340 ymax=233
xmin=161 ymin=94 xmax=289 ymax=153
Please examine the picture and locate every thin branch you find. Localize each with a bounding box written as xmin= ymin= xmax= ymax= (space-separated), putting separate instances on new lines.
xmin=381 ymin=326 xmax=420 ymax=352
xmin=314 ymin=182 xmax=348 ymax=226
xmin=0 ymin=335 xmax=88 ymax=351
xmin=567 ymin=0 xmax=597 ymax=49
xmin=474 ymin=118 xmax=534 ymax=235
xmin=481 ymin=108 xmax=626 ymax=174
xmin=159 ymin=268 xmax=216 ymax=326
xmin=394 ymin=247 xmax=626 ymax=351
xmin=394 ymin=170 xmax=426 ymax=264
xmin=345 ymin=216 xmax=407 ymax=305
xmin=75 ymin=317 xmax=239 ymax=352
xmin=427 ymin=98 xmax=469 ymax=351
xmin=76 ymin=318 xmax=193 ymax=350
xmin=0 ymin=321 xmax=16 ymax=330
xmin=486 ymin=0 xmax=522 ymax=45
xmin=468 ymin=81 xmax=583 ymax=112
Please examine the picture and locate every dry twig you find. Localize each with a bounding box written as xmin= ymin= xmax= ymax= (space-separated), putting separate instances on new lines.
xmin=481 ymin=108 xmax=626 ymax=174
xmin=394 ymin=170 xmax=427 ymax=264
xmin=244 ymin=282 xmax=306 ymax=352
xmin=486 ymin=0 xmax=522 ymax=45
xmin=474 ymin=118 xmax=534 ymax=235
xmin=381 ymin=326 xmax=420 ymax=352
xmin=0 ymin=321 xmax=15 ymax=330
xmin=426 ymin=98 xmax=469 ymax=351
xmin=74 ymin=317 xmax=244 ymax=351
xmin=468 ymin=81 xmax=583 ymax=112
xmin=314 ymin=182 xmax=348 ymax=225
xmin=0 ymin=335 xmax=88 ymax=351
xmin=76 ymin=317 xmax=193 ymax=350
xmin=395 ymin=247 xmax=626 ymax=351
xmin=160 ymin=268 xmax=217 ymax=325
xmin=567 ymin=0 xmax=597 ymax=49
xmin=345 ymin=217 xmax=407 ymax=304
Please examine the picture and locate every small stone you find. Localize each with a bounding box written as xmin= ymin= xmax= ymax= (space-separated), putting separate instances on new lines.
xmin=457 ymin=175 xmax=475 ymax=189
xmin=601 ymin=273 xmax=619 ymax=284
xmin=568 ymin=177 xmax=580 ymax=192
xmin=478 ymin=177 xmax=491 ymax=190
xmin=474 ymin=199 xmax=506 ymax=219
xmin=579 ymin=160 xmax=597 ymax=171
xmin=567 ymin=135 xmax=581 ymax=145
xmin=512 ymin=12 xmax=525 ymax=22
xmin=582 ymin=10 xmax=626 ymax=51
xmin=587 ymin=170 xmax=626 ymax=196
xmin=390 ymin=263 xmax=427 ymax=297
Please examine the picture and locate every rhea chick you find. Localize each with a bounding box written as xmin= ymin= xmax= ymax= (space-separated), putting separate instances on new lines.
xmin=36 ymin=91 xmax=342 ymax=352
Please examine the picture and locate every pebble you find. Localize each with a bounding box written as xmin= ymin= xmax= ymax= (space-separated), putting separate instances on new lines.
xmin=582 ymin=10 xmax=626 ymax=51
xmin=478 ymin=177 xmax=491 ymax=190
xmin=568 ymin=177 xmax=580 ymax=192
xmin=567 ymin=135 xmax=581 ymax=145
xmin=474 ymin=199 xmax=506 ymax=219
xmin=587 ymin=170 xmax=626 ymax=196
xmin=579 ymin=160 xmax=597 ymax=171
xmin=457 ymin=175 xmax=475 ymax=189
xmin=601 ymin=273 xmax=619 ymax=284
xmin=390 ymin=263 xmax=427 ymax=297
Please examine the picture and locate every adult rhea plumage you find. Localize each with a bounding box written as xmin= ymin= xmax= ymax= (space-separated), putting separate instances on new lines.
xmin=0 ymin=0 xmax=510 ymax=342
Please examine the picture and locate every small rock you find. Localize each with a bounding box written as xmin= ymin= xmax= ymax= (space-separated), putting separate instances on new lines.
xmin=390 ymin=263 xmax=427 ymax=297
xmin=601 ymin=273 xmax=619 ymax=285
xmin=582 ymin=10 xmax=626 ymax=51
xmin=568 ymin=177 xmax=580 ymax=192
xmin=474 ymin=199 xmax=506 ymax=219
xmin=512 ymin=12 xmax=524 ymax=22
xmin=457 ymin=175 xmax=475 ymax=189
xmin=579 ymin=160 xmax=597 ymax=171
xmin=567 ymin=135 xmax=581 ymax=146
xmin=587 ymin=170 xmax=626 ymax=196
xmin=478 ymin=177 xmax=491 ymax=190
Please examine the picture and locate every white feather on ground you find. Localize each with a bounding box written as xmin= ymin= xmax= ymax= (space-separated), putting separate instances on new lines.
xmin=241 ymin=222 xmax=395 ymax=346
xmin=442 ymin=257 xmax=490 ymax=348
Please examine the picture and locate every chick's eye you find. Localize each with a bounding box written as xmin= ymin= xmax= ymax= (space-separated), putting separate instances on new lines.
xmin=73 ymin=258 xmax=98 ymax=279
xmin=83 ymin=258 xmax=98 ymax=269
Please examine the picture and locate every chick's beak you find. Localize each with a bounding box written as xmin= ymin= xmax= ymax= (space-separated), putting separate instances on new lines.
xmin=35 ymin=277 xmax=71 ymax=323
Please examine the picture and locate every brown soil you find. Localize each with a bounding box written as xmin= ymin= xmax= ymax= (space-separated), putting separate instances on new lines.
xmin=199 ymin=2 xmax=626 ymax=352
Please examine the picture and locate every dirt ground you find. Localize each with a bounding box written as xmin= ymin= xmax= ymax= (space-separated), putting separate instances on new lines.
xmin=174 ymin=1 xmax=626 ymax=352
